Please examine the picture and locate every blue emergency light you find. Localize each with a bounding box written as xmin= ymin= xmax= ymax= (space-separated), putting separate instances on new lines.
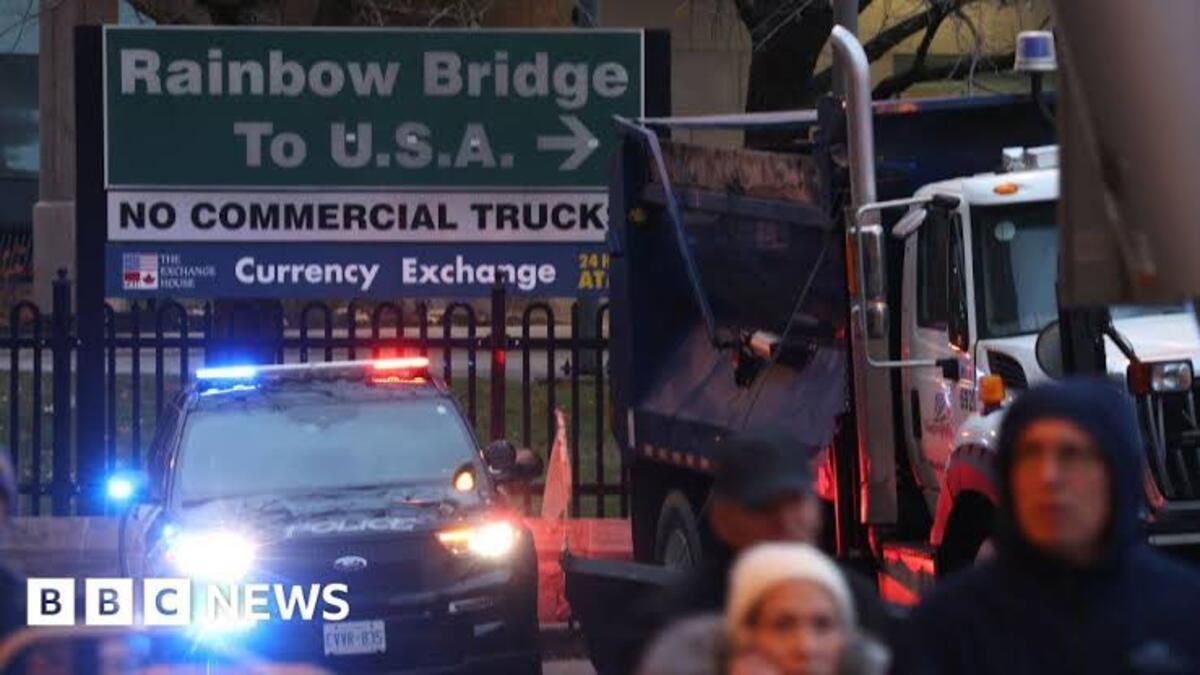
xmin=195 ymin=365 xmax=259 ymax=381
xmin=1014 ymin=31 xmax=1056 ymax=73
xmin=105 ymin=470 xmax=145 ymax=506
xmin=106 ymin=476 xmax=135 ymax=502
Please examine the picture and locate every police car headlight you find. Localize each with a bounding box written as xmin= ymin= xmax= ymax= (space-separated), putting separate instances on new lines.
xmin=437 ymin=521 xmax=518 ymax=559
xmin=167 ymin=530 xmax=258 ymax=582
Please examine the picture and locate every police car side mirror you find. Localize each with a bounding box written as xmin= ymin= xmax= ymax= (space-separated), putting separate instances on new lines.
xmin=484 ymin=440 xmax=517 ymax=474
xmin=484 ymin=441 xmax=543 ymax=482
xmin=1035 ymin=320 xmax=1065 ymax=380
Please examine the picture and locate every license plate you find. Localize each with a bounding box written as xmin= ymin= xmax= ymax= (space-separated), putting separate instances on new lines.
xmin=323 ymin=620 xmax=386 ymax=656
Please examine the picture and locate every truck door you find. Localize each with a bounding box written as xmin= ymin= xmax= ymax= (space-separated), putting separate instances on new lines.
xmin=902 ymin=206 xmax=976 ymax=483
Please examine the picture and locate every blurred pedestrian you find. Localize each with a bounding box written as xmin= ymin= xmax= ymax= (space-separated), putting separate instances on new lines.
xmin=0 ymin=451 xmax=23 ymax=642
xmin=895 ymin=379 xmax=1200 ymax=674
xmin=637 ymin=543 xmax=888 ymax=675
xmin=617 ymin=431 xmax=893 ymax=673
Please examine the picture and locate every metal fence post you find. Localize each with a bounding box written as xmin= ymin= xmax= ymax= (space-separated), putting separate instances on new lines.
xmin=490 ymin=283 xmax=507 ymax=443
xmin=75 ymin=26 xmax=107 ymax=517
xmin=50 ymin=270 xmax=73 ymax=515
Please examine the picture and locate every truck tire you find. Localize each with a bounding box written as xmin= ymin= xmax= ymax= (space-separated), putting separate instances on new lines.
xmin=938 ymin=492 xmax=994 ymax=577
xmin=655 ymin=491 xmax=702 ymax=570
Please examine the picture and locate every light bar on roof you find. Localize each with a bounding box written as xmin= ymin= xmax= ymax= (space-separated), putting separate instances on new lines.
xmin=372 ymin=357 xmax=430 ymax=371
xmin=195 ymin=365 xmax=258 ymax=380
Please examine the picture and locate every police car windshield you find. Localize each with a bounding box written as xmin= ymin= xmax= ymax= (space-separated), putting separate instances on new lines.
xmin=175 ymin=393 xmax=476 ymax=504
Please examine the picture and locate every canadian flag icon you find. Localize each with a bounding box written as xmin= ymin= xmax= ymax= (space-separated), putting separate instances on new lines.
xmin=122 ymin=254 xmax=160 ymax=291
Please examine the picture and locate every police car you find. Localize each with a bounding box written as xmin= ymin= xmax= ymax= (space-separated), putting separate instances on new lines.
xmin=114 ymin=357 xmax=543 ymax=674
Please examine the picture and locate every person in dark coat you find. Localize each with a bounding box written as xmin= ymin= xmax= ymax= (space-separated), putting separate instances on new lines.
xmin=895 ymin=378 xmax=1200 ymax=675
xmin=638 ymin=543 xmax=890 ymax=675
xmin=615 ymin=430 xmax=896 ymax=674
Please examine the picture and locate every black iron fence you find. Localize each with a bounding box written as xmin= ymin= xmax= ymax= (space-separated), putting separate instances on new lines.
xmin=2 ymin=273 xmax=623 ymax=519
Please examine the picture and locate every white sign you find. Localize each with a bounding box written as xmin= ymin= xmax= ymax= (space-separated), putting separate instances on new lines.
xmin=324 ymin=620 xmax=387 ymax=656
xmin=107 ymin=190 xmax=609 ymax=243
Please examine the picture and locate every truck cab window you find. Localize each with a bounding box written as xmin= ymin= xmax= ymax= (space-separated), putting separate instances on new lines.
xmin=971 ymin=202 xmax=1058 ymax=338
xmin=917 ymin=209 xmax=954 ymax=329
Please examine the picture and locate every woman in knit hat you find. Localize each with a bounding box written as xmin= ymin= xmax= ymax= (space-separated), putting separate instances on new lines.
xmin=638 ymin=543 xmax=888 ymax=675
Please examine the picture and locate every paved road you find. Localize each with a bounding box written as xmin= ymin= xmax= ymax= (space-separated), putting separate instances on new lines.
xmin=544 ymin=660 xmax=597 ymax=674
xmin=541 ymin=626 xmax=597 ymax=675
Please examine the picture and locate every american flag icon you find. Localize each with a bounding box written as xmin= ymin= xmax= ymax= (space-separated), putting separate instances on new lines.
xmin=122 ymin=253 xmax=159 ymax=290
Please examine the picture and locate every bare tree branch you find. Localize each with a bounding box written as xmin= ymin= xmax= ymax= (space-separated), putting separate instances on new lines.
xmin=877 ymin=0 xmax=951 ymax=96
xmin=754 ymin=0 xmax=817 ymax=52
xmin=950 ymin=3 xmax=984 ymax=94
xmin=810 ymin=0 xmax=989 ymax=95
xmin=128 ymin=0 xmax=498 ymax=26
xmin=872 ymin=50 xmax=1014 ymax=98
xmin=127 ymin=0 xmax=213 ymax=24
xmin=860 ymin=1 xmax=946 ymax=62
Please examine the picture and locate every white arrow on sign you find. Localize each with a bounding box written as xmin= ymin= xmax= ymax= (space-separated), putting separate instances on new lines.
xmin=536 ymin=115 xmax=599 ymax=171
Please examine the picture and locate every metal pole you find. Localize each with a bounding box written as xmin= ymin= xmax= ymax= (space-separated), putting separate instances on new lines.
xmin=574 ymin=0 xmax=602 ymax=375
xmin=490 ymin=283 xmax=507 ymax=442
xmin=50 ymin=270 xmax=72 ymax=515
xmin=828 ymin=26 xmax=900 ymax=545
xmin=74 ymin=26 xmax=107 ymax=516
xmin=829 ymin=26 xmax=876 ymax=210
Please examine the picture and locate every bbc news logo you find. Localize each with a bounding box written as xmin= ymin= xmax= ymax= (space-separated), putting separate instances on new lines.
xmin=27 ymin=579 xmax=350 ymax=626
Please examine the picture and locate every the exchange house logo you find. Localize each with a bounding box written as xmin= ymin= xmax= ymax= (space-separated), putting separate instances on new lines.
xmin=122 ymin=253 xmax=159 ymax=290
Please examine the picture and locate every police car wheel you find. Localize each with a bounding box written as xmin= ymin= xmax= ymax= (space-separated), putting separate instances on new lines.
xmin=655 ymin=491 xmax=702 ymax=570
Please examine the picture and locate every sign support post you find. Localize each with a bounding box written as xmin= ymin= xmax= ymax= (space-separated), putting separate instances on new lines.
xmin=75 ymin=25 xmax=107 ymax=515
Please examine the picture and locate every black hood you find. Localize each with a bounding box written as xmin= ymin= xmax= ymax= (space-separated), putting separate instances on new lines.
xmin=175 ymin=484 xmax=480 ymax=542
xmin=994 ymin=378 xmax=1144 ymax=572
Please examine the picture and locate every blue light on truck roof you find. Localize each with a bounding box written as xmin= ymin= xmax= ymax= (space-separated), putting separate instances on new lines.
xmin=1014 ymin=31 xmax=1056 ymax=73
xmin=196 ymin=365 xmax=258 ymax=380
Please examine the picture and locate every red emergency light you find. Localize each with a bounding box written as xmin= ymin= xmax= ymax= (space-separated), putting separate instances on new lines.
xmin=370 ymin=356 xmax=430 ymax=384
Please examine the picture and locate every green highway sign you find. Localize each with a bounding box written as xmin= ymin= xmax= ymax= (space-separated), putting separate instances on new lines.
xmin=103 ymin=27 xmax=644 ymax=187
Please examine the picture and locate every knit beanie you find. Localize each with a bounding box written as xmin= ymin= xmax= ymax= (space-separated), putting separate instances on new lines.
xmin=725 ymin=542 xmax=855 ymax=637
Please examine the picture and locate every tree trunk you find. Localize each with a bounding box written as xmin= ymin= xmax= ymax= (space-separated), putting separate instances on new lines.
xmin=742 ymin=1 xmax=833 ymax=149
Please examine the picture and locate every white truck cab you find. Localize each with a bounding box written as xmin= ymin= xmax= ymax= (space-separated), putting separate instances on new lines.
xmin=896 ymin=145 xmax=1200 ymax=567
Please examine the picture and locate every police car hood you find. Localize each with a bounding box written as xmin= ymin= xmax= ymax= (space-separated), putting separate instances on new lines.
xmin=175 ymin=484 xmax=484 ymax=542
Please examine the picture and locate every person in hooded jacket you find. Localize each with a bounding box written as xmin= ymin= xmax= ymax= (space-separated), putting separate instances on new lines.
xmin=895 ymin=378 xmax=1200 ymax=675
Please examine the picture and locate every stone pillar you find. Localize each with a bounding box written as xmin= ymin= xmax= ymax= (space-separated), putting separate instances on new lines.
xmin=32 ymin=0 xmax=117 ymax=306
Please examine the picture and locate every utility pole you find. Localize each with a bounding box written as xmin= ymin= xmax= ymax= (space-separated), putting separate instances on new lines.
xmin=32 ymin=0 xmax=116 ymax=306
xmin=574 ymin=0 xmax=602 ymax=376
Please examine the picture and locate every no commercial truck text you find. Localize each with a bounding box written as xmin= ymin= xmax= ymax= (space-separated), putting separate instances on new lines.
xmin=112 ymin=194 xmax=608 ymax=241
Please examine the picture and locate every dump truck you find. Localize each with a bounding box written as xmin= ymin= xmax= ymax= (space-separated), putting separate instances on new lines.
xmin=599 ymin=27 xmax=1200 ymax=611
